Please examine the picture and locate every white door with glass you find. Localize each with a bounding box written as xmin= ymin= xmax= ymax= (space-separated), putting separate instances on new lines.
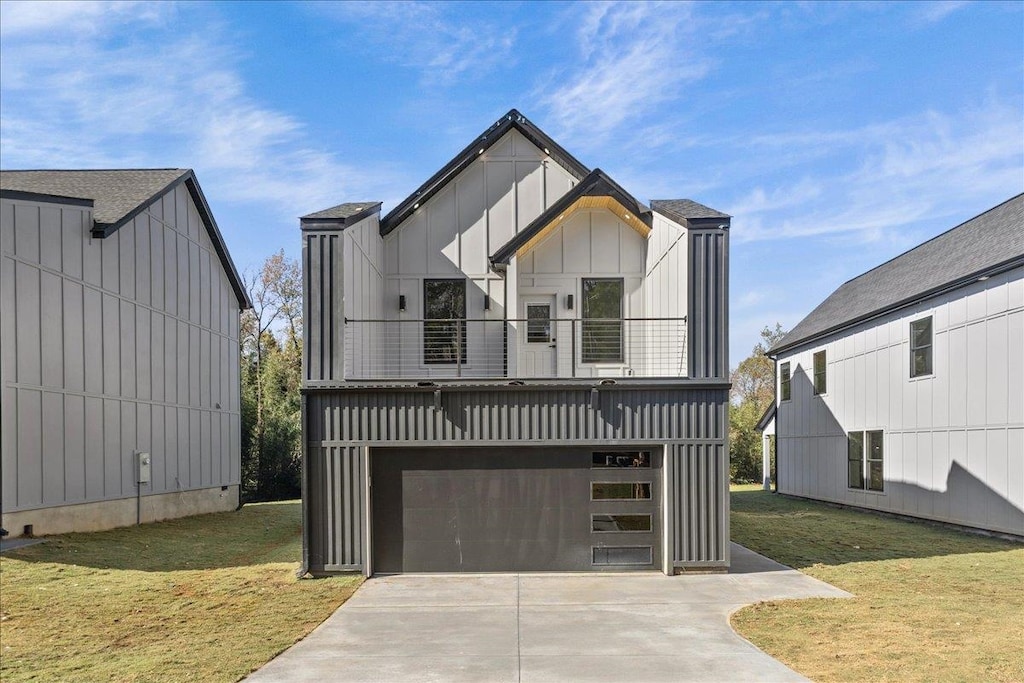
xmin=521 ymin=298 xmax=557 ymax=377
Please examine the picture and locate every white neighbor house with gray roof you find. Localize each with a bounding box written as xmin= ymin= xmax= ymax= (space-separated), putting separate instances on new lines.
xmin=1 ymin=169 xmax=250 ymax=537
xmin=769 ymin=194 xmax=1024 ymax=536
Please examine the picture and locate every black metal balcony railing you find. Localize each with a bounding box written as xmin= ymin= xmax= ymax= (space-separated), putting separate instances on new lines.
xmin=343 ymin=317 xmax=687 ymax=380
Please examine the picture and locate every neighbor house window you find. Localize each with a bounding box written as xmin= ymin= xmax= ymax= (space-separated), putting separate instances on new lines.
xmin=423 ymin=279 xmax=466 ymax=364
xmin=813 ymin=350 xmax=827 ymax=395
xmin=582 ymin=278 xmax=623 ymax=363
xmin=780 ymin=362 xmax=791 ymax=401
xmin=910 ymin=317 xmax=933 ymax=378
xmin=848 ymin=430 xmax=884 ymax=492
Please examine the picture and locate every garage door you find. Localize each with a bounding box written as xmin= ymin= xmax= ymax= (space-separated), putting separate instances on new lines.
xmin=371 ymin=446 xmax=661 ymax=573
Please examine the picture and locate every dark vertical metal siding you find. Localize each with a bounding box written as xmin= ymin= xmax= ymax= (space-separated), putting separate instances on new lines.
xmin=304 ymin=385 xmax=729 ymax=573
xmin=303 ymin=232 xmax=344 ymax=384
xmin=668 ymin=442 xmax=729 ymax=565
xmin=687 ymin=229 xmax=729 ymax=380
xmin=306 ymin=444 xmax=363 ymax=571
xmin=306 ymin=387 xmax=727 ymax=444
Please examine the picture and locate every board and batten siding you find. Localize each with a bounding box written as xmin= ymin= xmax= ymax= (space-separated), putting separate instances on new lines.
xmin=303 ymin=384 xmax=730 ymax=573
xmin=776 ymin=266 xmax=1024 ymax=535
xmin=1 ymin=187 xmax=241 ymax=515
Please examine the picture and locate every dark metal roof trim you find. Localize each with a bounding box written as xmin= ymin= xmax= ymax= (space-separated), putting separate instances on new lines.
xmin=379 ymin=109 xmax=591 ymax=236
xmin=0 ymin=189 xmax=94 ymax=207
xmin=180 ymin=172 xmax=252 ymax=309
xmin=755 ymin=401 xmax=776 ymax=432
xmin=770 ymin=253 xmax=1024 ymax=357
xmin=300 ymin=202 xmax=382 ymax=230
xmin=489 ymin=168 xmax=652 ymax=266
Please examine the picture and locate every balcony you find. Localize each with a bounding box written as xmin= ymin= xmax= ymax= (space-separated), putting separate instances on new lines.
xmin=343 ymin=317 xmax=687 ymax=380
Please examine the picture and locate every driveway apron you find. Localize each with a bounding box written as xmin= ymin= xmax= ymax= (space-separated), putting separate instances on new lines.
xmin=245 ymin=543 xmax=850 ymax=683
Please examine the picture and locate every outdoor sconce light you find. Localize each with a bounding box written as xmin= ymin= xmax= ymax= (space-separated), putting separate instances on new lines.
xmin=590 ymin=387 xmax=599 ymax=409
xmin=483 ymin=294 xmax=491 ymax=311
xmin=566 ymin=294 xmax=574 ymax=310
xmin=399 ymin=295 xmax=406 ymax=312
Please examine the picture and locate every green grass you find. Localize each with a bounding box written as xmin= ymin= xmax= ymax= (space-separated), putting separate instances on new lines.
xmin=730 ymin=485 xmax=1024 ymax=682
xmin=0 ymin=501 xmax=361 ymax=682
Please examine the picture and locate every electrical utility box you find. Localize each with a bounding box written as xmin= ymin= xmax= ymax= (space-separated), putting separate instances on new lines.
xmin=137 ymin=452 xmax=151 ymax=484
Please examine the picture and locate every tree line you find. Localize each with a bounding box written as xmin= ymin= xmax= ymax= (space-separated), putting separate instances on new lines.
xmin=240 ymin=250 xmax=303 ymax=501
xmin=729 ymin=323 xmax=785 ymax=484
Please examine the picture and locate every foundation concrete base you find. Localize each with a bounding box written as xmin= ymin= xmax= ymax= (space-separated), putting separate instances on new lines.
xmin=1 ymin=485 xmax=240 ymax=537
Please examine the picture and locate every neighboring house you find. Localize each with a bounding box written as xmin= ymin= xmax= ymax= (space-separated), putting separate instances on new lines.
xmin=769 ymin=194 xmax=1024 ymax=536
xmin=756 ymin=401 xmax=776 ymax=491
xmin=1 ymin=169 xmax=250 ymax=537
xmin=300 ymin=109 xmax=731 ymax=575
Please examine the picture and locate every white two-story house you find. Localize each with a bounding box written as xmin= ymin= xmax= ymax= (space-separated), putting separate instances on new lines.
xmin=299 ymin=110 xmax=731 ymax=575
xmin=769 ymin=194 xmax=1023 ymax=536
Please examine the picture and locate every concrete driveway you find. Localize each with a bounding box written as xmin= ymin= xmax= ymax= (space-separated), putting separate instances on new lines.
xmin=246 ymin=544 xmax=850 ymax=683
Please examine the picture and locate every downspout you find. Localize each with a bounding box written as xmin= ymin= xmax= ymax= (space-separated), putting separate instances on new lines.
xmin=296 ymin=392 xmax=310 ymax=578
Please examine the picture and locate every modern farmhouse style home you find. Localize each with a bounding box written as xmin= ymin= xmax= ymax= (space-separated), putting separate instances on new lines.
xmin=1 ymin=170 xmax=249 ymax=537
xmin=300 ymin=110 xmax=731 ymax=575
xmin=769 ymin=194 xmax=1023 ymax=536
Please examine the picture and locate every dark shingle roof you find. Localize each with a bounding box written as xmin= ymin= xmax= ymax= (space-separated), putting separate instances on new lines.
xmin=771 ymin=193 xmax=1024 ymax=355
xmin=651 ymin=199 xmax=730 ymax=222
xmin=0 ymin=169 xmax=189 ymax=228
xmin=0 ymin=168 xmax=250 ymax=308
xmin=300 ymin=202 xmax=382 ymax=228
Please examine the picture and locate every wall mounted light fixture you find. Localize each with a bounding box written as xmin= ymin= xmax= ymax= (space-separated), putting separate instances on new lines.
xmin=566 ymin=294 xmax=574 ymax=310
xmin=483 ymin=294 xmax=490 ymax=311
xmin=399 ymin=295 xmax=406 ymax=312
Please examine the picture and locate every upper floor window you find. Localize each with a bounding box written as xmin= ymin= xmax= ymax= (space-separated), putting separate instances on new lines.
xmin=780 ymin=362 xmax=791 ymax=401
xmin=423 ymin=279 xmax=466 ymax=364
xmin=910 ymin=316 xmax=933 ymax=378
xmin=582 ymin=278 xmax=623 ymax=363
xmin=813 ymin=350 xmax=827 ymax=395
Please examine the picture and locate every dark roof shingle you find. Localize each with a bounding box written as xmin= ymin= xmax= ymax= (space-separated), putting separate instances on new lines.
xmin=651 ymin=199 xmax=730 ymax=222
xmin=771 ymin=194 xmax=1024 ymax=355
xmin=301 ymin=202 xmax=382 ymax=225
xmin=0 ymin=169 xmax=189 ymax=227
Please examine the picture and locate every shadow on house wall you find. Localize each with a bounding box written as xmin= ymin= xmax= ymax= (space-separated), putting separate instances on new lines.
xmin=776 ymin=365 xmax=1023 ymax=537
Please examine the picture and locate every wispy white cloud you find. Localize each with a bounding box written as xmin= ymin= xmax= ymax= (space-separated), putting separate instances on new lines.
xmin=536 ymin=2 xmax=715 ymax=150
xmin=728 ymin=99 xmax=1023 ymax=243
xmin=0 ymin=1 xmax=399 ymax=227
xmin=914 ymin=1 xmax=971 ymax=24
xmin=310 ymin=1 xmax=516 ymax=86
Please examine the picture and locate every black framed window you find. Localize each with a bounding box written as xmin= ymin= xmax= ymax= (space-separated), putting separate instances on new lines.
xmin=910 ymin=317 xmax=933 ymax=378
xmin=848 ymin=430 xmax=884 ymax=492
xmin=813 ymin=350 xmax=827 ymax=395
xmin=780 ymin=362 xmax=791 ymax=401
xmin=423 ymin=279 xmax=466 ymax=364
xmin=866 ymin=430 xmax=884 ymax=492
xmin=582 ymin=278 xmax=623 ymax=363
xmin=847 ymin=431 xmax=864 ymax=489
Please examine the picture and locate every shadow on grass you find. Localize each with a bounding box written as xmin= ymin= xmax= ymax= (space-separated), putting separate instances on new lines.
xmin=1 ymin=501 xmax=304 ymax=572
xmin=730 ymin=488 xmax=1021 ymax=570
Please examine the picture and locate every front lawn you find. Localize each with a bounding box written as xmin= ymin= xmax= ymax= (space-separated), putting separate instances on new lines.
xmin=730 ymin=485 xmax=1024 ymax=682
xmin=0 ymin=501 xmax=361 ymax=682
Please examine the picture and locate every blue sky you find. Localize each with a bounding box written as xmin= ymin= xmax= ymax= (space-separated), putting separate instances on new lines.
xmin=2 ymin=1 xmax=1022 ymax=365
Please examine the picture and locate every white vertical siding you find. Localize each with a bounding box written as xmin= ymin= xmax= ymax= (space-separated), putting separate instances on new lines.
xmin=776 ymin=266 xmax=1024 ymax=535
xmin=1 ymin=185 xmax=241 ymax=515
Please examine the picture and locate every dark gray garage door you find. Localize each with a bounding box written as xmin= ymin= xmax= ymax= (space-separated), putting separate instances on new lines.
xmin=371 ymin=446 xmax=661 ymax=573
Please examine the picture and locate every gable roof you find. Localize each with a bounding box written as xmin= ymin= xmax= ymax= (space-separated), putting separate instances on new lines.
xmin=651 ymin=199 xmax=730 ymax=225
xmin=0 ymin=169 xmax=251 ymax=308
xmin=489 ymin=168 xmax=652 ymax=267
xmin=379 ymin=109 xmax=590 ymax=236
xmin=770 ymin=193 xmax=1024 ymax=356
